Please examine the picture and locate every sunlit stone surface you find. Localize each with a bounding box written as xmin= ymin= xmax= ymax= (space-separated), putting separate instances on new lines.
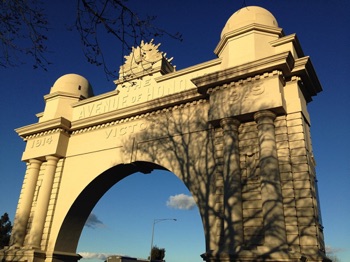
xmin=1 ymin=6 xmax=329 ymax=262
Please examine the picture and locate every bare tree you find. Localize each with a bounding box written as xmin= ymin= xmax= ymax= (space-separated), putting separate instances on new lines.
xmin=0 ymin=0 xmax=182 ymax=77
xmin=0 ymin=0 xmax=49 ymax=70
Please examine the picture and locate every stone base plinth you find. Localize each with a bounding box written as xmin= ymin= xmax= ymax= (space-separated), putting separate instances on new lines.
xmin=0 ymin=247 xmax=81 ymax=262
xmin=200 ymin=248 xmax=331 ymax=262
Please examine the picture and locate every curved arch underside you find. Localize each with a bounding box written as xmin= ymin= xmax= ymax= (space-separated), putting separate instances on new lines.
xmin=55 ymin=162 xmax=167 ymax=252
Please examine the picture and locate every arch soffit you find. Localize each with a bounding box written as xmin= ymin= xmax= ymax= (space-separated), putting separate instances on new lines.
xmin=54 ymin=161 xmax=201 ymax=252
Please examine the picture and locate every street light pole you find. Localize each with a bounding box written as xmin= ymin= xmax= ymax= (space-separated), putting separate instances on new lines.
xmin=149 ymin=218 xmax=177 ymax=262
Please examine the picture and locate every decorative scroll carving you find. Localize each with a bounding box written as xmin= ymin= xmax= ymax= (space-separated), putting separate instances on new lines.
xmin=228 ymin=81 xmax=265 ymax=103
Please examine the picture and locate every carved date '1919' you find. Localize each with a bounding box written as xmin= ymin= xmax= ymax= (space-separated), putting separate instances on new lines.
xmin=30 ymin=136 xmax=53 ymax=148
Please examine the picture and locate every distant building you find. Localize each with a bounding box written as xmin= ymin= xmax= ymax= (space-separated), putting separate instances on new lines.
xmin=106 ymin=255 xmax=150 ymax=262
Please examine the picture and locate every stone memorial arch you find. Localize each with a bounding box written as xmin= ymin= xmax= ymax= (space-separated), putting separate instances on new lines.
xmin=1 ymin=6 xmax=330 ymax=262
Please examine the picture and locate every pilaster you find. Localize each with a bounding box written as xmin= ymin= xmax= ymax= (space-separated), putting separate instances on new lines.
xmin=220 ymin=118 xmax=243 ymax=252
xmin=10 ymin=159 xmax=43 ymax=247
xmin=212 ymin=127 xmax=224 ymax=253
xmin=27 ymin=156 xmax=60 ymax=249
xmin=254 ymin=110 xmax=287 ymax=250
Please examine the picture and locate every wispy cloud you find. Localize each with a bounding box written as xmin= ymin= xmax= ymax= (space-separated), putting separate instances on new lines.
xmin=326 ymin=245 xmax=345 ymax=254
xmin=166 ymin=194 xmax=196 ymax=210
xmin=79 ymin=252 xmax=111 ymax=260
xmin=84 ymin=213 xmax=105 ymax=228
xmin=325 ymin=245 xmax=345 ymax=261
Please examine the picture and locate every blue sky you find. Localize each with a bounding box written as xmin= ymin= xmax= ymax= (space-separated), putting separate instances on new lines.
xmin=0 ymin=1 xmax=349 ymax=262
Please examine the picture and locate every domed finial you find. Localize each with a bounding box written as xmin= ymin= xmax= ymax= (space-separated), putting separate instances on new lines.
xmin=51 ymin=73 xmax=94 ymax=99
xmin=221 ymin=6 xmax=278 ymax=38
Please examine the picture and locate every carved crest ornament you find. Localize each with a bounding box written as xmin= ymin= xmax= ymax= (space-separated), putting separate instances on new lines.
xmin=118 ymin=39 xmax=174 ymax=82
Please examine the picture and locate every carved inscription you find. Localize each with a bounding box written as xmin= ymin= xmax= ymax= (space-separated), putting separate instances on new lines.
xmin=78 ymin=97 xmax=120 ymax=119
xmin=105 ymin=122 xmax=147 ymax=139
xmin=77 ymin=78 xmax=193 ymax=120
xmin=30 ymin=136 xmax=53 ymax=148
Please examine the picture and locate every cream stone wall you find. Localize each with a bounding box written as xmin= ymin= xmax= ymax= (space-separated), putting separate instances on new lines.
xmin=1 ymin=5 xmax=329 ymax=262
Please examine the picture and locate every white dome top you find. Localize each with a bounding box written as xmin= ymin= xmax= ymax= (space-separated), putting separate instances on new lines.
xmin=51 ymin=73 xmax=94 ymax=98
xmin=221 ymin=6 xmax=278 ymax=38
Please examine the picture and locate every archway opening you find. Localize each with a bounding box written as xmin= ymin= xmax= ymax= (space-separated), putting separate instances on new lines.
xmin=57 ymin=162 xmax=205 ymax=262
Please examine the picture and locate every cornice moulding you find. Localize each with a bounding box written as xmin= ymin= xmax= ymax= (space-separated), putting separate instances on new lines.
xmin=16 ymin=117 xmax=71 ymax=138
xmin=155 ymin=58 xmax=222 ymax=82
xmin=215 ymin=23 xmax=284 ymax=56
xmin=291 ymin=56 xmax=322 ymax=102
xmin=71 ymin=98 xmax=207 ymax=136
xmin=70 ymin=88 xmax=206 ymax=131
xmin=193 ymin=51 xmax=294 ymax=93
xmin=72 ymin=90 xmax=120 ymax=108
xmin=270 ymin=33 xmax=305 ymax=58
xmin=207 ymin=70 xmax=283 ymax=95
xmin=44 ymin=91 xmax=83 ymax=100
